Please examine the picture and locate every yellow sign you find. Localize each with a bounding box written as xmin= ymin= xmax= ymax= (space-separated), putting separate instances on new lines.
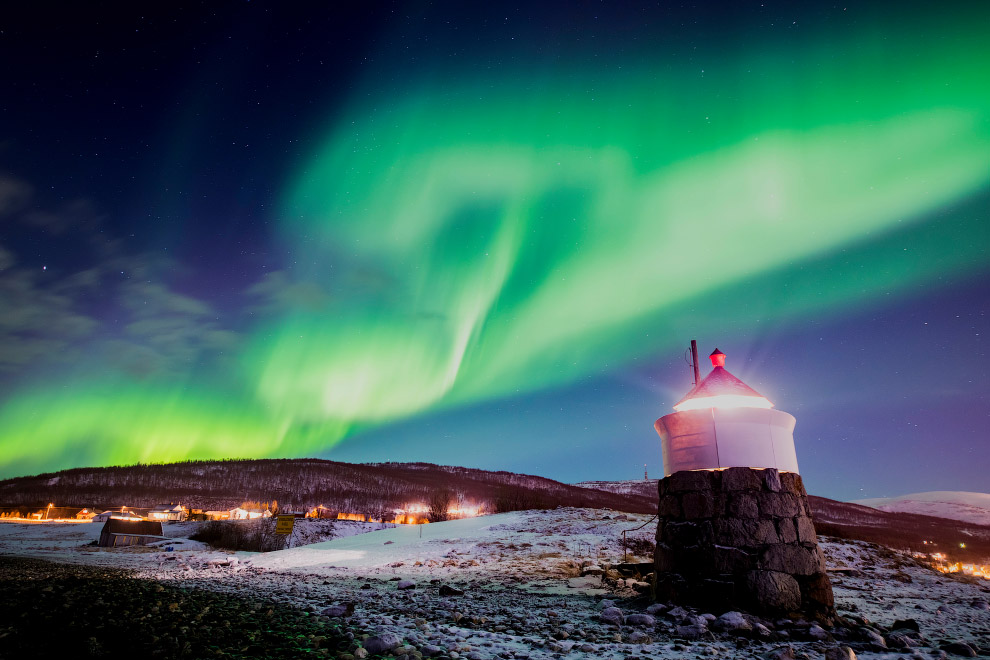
xmin=275 ymin=514 xmax=295 ymax=535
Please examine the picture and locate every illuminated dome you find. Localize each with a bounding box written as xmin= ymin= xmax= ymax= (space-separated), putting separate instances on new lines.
xmin=672 ymin=349 xmax=773 ymax=412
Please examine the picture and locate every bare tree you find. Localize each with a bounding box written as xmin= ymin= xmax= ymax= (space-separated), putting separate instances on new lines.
xmin=428 ymin=488 xmax=453 ymax=522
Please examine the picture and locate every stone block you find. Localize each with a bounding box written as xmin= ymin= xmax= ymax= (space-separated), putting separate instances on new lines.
xmin=663 ymin=520 xmax=713 ymax=547
xmin=779 ymin=472 xmax=803 ymax=496
xmin=761 ymin=493 xmax=800 ymax=518
xmin=654 ymin=542 xmax=674 ymax=572
xmin=722 ymin=467 xmax=763 ymax=491
xmin=796 ymin=516 xmax=818 ymax=544
xmin=658 ymin=495 xmax=682 ymax=518
xmin=728 ymin=492 xmax=760 ymax=518
xmin=658 ymin=478 xmax=669 ymax=498
xmin=798 ymin=572 xmax=835 ymax=612
xmin=669 ymin=470 xmax=714 ymax=493
xmin=754 ymin=519 xmax=780 ymax=545
xmin=714 ymin=518 xmax=777 ymax=547
xmin=761 ymin=545 xmax=821 ymax=576
xmin=762 ymin=468 xmax=782 ymax=492
xmin=713 ymin=546 xmax=754 ymax=574
xmin=776 ymin=518 xmax=798 ymax=544
xmin=745 ymin=570 xmax=802 ymax=611
xmin=682 ymin=492 xmax=717 ymax=519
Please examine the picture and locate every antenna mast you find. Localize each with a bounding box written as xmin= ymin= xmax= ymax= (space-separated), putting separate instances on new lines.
xmin=690 ymin=339 xmax=700 ymax=386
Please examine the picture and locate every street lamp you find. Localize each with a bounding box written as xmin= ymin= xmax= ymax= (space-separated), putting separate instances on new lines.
xmin=44 ymin=503 xmax=53 ymax=520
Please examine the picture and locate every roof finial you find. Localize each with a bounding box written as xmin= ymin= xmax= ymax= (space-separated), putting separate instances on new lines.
xmin=709 ymin=348 xmax=726 ymax=368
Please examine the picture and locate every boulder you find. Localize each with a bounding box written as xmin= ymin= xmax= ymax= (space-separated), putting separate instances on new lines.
xmin=363 ymin=634 xmax=402 ymax=655
xmin=396 ymin=580 xmax=415 ymax=590
xmin=600 ymin=607 xmax=624 ymax=626
xmin=823 ymin=646 xmax=857 ymax=660
xmin=714 ymin=611 xmax=752 ymax=632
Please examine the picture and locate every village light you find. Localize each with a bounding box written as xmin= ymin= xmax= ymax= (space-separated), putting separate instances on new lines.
xmin=44 ymin=503 xmax=53 ymax=520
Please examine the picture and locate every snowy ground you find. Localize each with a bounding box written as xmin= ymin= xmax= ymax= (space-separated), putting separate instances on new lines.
xmin=2 ymin=509 xmax=989 ymax=659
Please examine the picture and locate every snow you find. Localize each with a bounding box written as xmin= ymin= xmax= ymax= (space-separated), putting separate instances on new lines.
xmin=2 ymin=509 xmax=989 ymax=659
xmin=854 ymin=491 xmax=990 ymax=526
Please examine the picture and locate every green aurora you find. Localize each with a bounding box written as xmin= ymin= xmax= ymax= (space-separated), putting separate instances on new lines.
xmin=1 ymin=7 xmax=988 ymax=478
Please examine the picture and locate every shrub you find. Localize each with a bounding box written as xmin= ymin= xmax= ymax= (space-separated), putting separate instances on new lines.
xmin=190 ymin=519 xmax=287 ymax=552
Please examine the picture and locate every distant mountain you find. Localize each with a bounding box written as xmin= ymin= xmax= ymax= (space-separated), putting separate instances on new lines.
xmin=0 ymin=459 xmax=657 ymax=516
xmin=574 ymin=479 xmax=658 ymax=499
xmin=853 ymin=491 xmax=990 ymax=527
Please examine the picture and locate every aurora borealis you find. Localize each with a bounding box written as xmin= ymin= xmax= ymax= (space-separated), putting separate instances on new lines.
xmin=1 ymin=2 xmax=987 ymax=499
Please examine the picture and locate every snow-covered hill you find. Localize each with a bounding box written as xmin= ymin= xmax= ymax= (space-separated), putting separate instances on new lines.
xmin=574 ymin=479 xmax=658 ymax=499
xmin=853 ymin=491 xmax=990 ymax=527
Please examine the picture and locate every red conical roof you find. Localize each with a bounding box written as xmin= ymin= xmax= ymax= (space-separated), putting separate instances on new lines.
xmin=673 ymin=348 xmax=773 ymax=412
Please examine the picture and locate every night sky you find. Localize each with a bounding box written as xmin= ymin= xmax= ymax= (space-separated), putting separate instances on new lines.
xmin=1 ymin=2 xmax=987 ymax=501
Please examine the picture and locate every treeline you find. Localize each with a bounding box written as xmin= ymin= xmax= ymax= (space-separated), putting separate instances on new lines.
xmin=808 ymin=495 xmax=990 ymax=563
xmin=0 ymin=459 xmax=657 ymax=517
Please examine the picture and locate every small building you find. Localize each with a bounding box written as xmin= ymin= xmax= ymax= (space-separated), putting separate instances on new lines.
xmin=98 ymin=519 xmax=165 ymax=547
xmin=204 ymin=510 xmax=230 ymax=520
xmin=76 ymin=508 xmax=97 ymax=520
xmin=148 ymin=503 xmax=187 ymax=522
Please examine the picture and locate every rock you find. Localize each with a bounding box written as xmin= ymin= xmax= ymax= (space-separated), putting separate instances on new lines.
xmin=397 ymin=580 xmax=416 ymax=590
xmin=753 ymin=622 xmax=773 ymax=637
xmin=421 ymin=644 xmax=444 ymax=657
xmin=580 ymin=565 xmax=604 ymax=576
xmin=715 ymin=611 xmax=752 ymax=632
xmin=666 ymin=606 xmax=689 ymax=619
xmin=353 ymin=649 xmax=369 ymax=659
xmin=970 ymin=598 xmax=989 ymax=611
xmin=823 ymin=646 xmax=856 ymax=660
xmin=645 ymin=603 xmax=668 ymax=615
xmin=763 ymin=644 xmax=796 ymax=660
xmin=807 ymin=624 xmax=830 ymax=641
xmin=627 ymin=630 xmax=651 ymax=644
xmin=439 ymin=585 xmax=464 ymax=596
xmin=861 ymin=629 xmax=886 ymax=649
xmin=935 ymin=604 xmax=956 ymax=614
xmin=364 ymin=633 xmax=402 ymax=655
xmin=600 ymin=607 xmax=624 ymax=625
xmin=321 ymin=602 xmax=355 ymax=617
xmin=675 ymin=624 xmax=708 ymax=639
xmin=940 ymin=641 xmax=977 ymax=657
xmin=625 ymin=614 xmax=655 ymax=627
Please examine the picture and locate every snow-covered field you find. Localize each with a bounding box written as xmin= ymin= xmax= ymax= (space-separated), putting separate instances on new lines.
xmin=2 ymin=509 xmax=989 ymax=659
xmin=854 ymin=491 xmax=990 ymax=527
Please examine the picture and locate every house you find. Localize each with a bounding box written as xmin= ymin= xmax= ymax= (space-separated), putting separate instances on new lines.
xmin=76 ymin=508 xmax=97 ymax=520
xmin=228 ymin=507 xmax=271 ymax=520
xmin=204 ymin=510 xmax=230 ymax=520
xmin=98 ymin=519 xmax=165 ymax=547
xmin=148 ymin=503 xmax=187 ymax=522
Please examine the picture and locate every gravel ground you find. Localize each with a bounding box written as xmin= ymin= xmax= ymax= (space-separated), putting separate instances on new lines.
xmin=0 ymin=556 xmax=349 ymax=659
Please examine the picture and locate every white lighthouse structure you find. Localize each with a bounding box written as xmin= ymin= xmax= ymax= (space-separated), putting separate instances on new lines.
xmin=655 ymin=348 xmax=799 ymax=477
